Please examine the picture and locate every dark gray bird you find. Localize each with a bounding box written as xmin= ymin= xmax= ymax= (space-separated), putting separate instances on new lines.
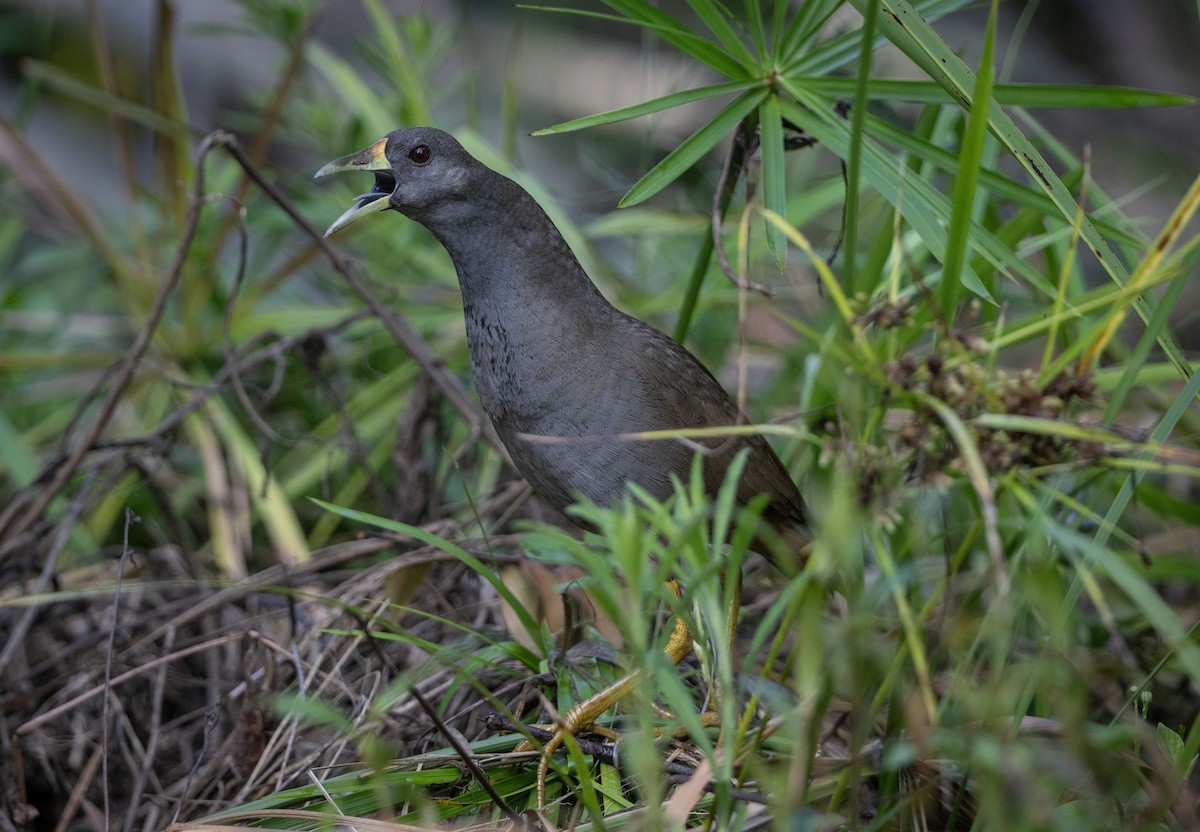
xmin=316 ymin=127 xmax=806 ymax=566
xmin=318 ymin=126 xmax=808 ymax=808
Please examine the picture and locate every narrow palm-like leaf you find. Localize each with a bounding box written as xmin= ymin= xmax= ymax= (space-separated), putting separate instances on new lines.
xmin=770 ymin=0 xmax=790 ymax=55
xmin=683 ymin=0 xmax=758 ymax=66
xmin=533 ymin=80 xmax=757 ymax=135
xmin=584 ymin=0 xmax=752 ymax=79
xmin=784 ymin=0 xmax=974 ymax=76
xmin=776 ymin=0 xmax=847 ymax=64
xmin=759 ymin=94 xmax=787 ymax=267
xmin=793 ymin=77 xmax=1194 ymax=108
xmin=847 ymin=2 xmax=1124 ymax=276
xmin=521 ymin=5 xmax=748 ymax=78
xmin=619 ymin=88 xmax=767 ymax=207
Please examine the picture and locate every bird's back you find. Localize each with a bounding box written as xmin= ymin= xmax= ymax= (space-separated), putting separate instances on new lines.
xmin=466 ymin=285 xmax=805 ymax=561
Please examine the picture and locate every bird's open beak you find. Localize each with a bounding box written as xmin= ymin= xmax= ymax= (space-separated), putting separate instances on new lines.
xmin=315 ymin=137 xmax=395 ymax=237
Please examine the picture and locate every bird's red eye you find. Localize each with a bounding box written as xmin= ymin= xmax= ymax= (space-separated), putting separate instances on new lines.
xmin=409 ymin=145 xmax=431 ymax=164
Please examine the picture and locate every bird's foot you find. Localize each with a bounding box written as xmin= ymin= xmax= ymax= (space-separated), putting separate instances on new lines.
xmin=518 ymin=587 xmax=696 ymax=809
xmin=515 ymin=670 xmax=644 ymax=808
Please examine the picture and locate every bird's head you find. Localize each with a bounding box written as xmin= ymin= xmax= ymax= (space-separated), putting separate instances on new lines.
xmin=315 ymin=127 xmax=476 ymax=236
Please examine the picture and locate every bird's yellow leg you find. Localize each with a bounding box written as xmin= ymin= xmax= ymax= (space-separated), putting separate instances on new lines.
xmin=519 ymin=580 xmax=695 ymax=808
xmin=678 ymin=570 xmax=741 ymax=729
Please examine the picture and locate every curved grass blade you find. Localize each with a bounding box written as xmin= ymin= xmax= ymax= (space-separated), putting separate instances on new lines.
xmin=1101 ymin=245 xmax=1194 ymax=424
xmin=1081 ymin=175 xmax=1200 ymax=371
xmin=310 ymin=499 xmax=543 ymax=640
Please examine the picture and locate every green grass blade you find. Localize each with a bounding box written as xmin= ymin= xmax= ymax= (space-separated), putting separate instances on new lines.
xmin=777 ymin=0 xmax=847 ymax=63
xmin=845 ymin=0 xmax=1195 ymax=383
xmin=1101 ymin=261 xmax=1190 ymax=424
xmin=1093 ymin=354 xmax=1200 ymax=559
xmin=311 ymin=499 xmax=543 ymax=640
xmin=306 ymin=43 xmax=395 ymax=138
xmin=362 ymin=0 xmax=432 ymax=125
xmin=207 ymin=398 xmax=310 ymax=565
xmin=842 ymin=0 xmax=879 ymax=293
xmin=940 ymin=0 xmax=997 ymax=314
xmin=1052 ymin=519 xmax=1200 ymax=689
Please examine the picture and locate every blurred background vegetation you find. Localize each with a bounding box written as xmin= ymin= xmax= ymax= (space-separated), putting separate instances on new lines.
xmin=0 ymin=1 xmax=1198 ymax=830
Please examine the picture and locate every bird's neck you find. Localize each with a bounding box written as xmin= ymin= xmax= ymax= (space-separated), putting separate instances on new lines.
xmin=414 ymin=174 xmax=625 ymax=427
xmin=420 ymin=175 xmax=611 ymax=318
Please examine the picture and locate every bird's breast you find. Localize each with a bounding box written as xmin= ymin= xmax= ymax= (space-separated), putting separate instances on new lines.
xmin=463 ymin=303 xmax=570 ymax=428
